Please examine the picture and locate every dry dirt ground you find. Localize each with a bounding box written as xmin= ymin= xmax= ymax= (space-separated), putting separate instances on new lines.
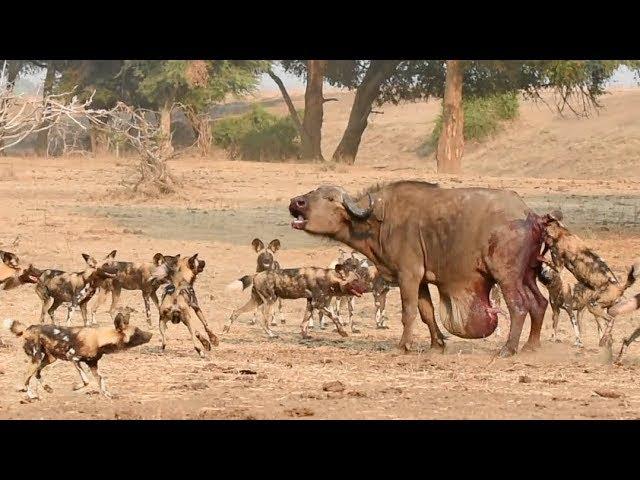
xmin=0 ymin=90 xmax=639 ymax=419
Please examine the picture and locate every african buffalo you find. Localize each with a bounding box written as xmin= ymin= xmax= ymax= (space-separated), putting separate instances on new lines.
xmin=289 ymin=180 xmax=548 ymax=357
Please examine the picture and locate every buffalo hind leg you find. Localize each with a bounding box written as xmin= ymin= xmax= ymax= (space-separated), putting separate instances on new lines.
xmin=418 ymin=283 xmax=445 ymax=353
xmin=497 ymin=283 xmax=529 ymax=357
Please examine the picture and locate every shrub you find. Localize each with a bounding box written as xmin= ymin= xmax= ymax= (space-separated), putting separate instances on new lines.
xmin=423 ymin=92 xmax=519 ymax=154
xmin=212 ymin=105 xmax=301 ymax=161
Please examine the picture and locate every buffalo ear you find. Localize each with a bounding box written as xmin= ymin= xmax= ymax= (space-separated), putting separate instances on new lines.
xmin=153 ymin=253 xmax=164 ymax=266
xmin=252 ymin=238 xmax=265 ymax=253
xmin=82 ymin=254 xmax=97 ymax=268
xmin=268 ymin=239 xmax=281 ymax=253
xmin=371 ymin=196 xmax=385 ymax=222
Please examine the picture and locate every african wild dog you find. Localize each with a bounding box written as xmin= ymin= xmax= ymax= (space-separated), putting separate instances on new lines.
xmin=158 ymin=282 xmax=218 ymax=357
xmin=3 ymin=312 xmax=152 ymax=400
xmin=541 ymin=213 xmax=639 ymax=351
xmin=91 ymin=252 xmax=173 ymax=325
xmin=224 ymin=264 xmax=368 ymax=338
xmin=1 ymin=250 xmax=41 ymax=291
xmin=35 ymin=251 xmax=118 ymax=326
xmin=151 ymin=253 xmax=218 ymax=348
xmin=322 ymin=254 xmax=393 ymax=332
xmin=249 ymin=238 xmax=284 ymax=326
xmin=536 ymin=263 xmax=582 ymax=346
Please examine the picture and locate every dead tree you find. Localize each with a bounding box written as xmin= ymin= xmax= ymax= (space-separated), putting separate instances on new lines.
xmin=90 ymin=102 xmax=178 ymax=195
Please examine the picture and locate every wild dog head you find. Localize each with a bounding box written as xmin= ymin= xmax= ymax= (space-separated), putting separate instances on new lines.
xmin=109 ymin=312 xmax=154 ymax=350
xmin=153 ymin=253 xmax=205 ymax=285
xmin=159 ymin=283 xmax=191 ymax=325
xmin=333 ymin=263 xmax=368 ymax=297
xmin=538 ymin=262 xmax=559 ymax=286
xmin=17 ymin=264 xmax=43 ymax=285
xmin=541 ymin=211 xmax=568 ymax=246
xmin=252 ymin=238 xmax=281 ymax=272
xmin=82 ymin=250 xmax=119 ymax=279
xmin=1 ymin=250 xmax=20 ymax=269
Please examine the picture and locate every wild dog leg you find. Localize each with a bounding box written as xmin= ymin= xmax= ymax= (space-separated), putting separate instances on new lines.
xmin=159 ymin=319 xmax=168 ymax=351
xmin=564 ymin=306 xmax=583 ymax=348
xmin=591 ymin=304 xmax=616 ymax=352
xmin=313 ymin=299 xmax=348 ymax=337
xmin=418 ymin=283 xmax=445 ymax=352
xmin=40 ymin=296 xmax=54 ymax=324
xmin=250 ymin=310 xmax=258 ymax=326
xmin=91 ymin=287 xmax=109 ymax=324
xmin=189 ymin=302 xmax=219 ymax=347
xmin=65 ymin=304 xmax=75 ymax=326
xmin=183 ymin=317 xmax=205 ymax=358
xmin=224 ymin=295 xmax=260 ymax=333
xmin=109 ymin=285 xmax=122 ymax=320
xmin=86 ymin=360 xmax=111 ymax=398
xmin=375 ymin=290 xmax=389 ymax=329
xmin=550 ymin=306 xmax=561 ymax=343
xmin=79 ymin=303 xmax=90 ymax=327
xmin=347 ymin=296 xmax=359 ymax=333
xmin=21 ymin=360 xmax=42 ymax=400
xmin=339 ymin=297 xmax=349 ymax=326
xmin=260 ymin=301 xmax=278 ymax=338
xmin=278 ymin=298 xmax=285 ymax=324
xmin=72 ymin=361 xmax=90 ymax=391
xmin=142 ymin=292 xmax=153 ymax=325
xmin=616 ymin=325 xmax=640 ymax=363
xmin=300 ymin=299 xmax=314 ymax=338
xmin=48 ymin=299 xmax=62 ymax=325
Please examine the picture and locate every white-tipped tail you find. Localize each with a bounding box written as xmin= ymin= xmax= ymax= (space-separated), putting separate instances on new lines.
xmin=3 ymin=318 xmax=14 ymax=330
xmin=226 ymin=280 xmax=244 ymax=292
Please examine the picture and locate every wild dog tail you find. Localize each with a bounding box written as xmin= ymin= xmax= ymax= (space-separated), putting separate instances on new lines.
xmin=623 ymin=258 xmax=640 ymax=290
xmin=226 ymin=275 xmax=253 ymax=292
xmin=2 ymin=318 xmax=26 ymax=337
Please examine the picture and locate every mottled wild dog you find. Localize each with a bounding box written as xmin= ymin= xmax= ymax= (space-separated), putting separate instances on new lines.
xmin=158 ymin=282 xmax=218 ymax=357
xmin=35 ymin=251 xmax=118 ymax=326
xmin=3 ymin=312 xmax=152 ymax=400
xmin=536 ymin=263 xmax=582 ymax=346
xmin=152 ymin=253 xmax=218 ymax=347
xmin=91 ymin=253 xmax=172 ymax=325
xmin=541 ymin=214 xmax=639 ymax=350
xmin=0 ymin=250 xmax=41 ymax=291
xmin=224 ymin=264 xmax=368 ymax=338
xmin=250 ymin=238 xmax=284 ymax=326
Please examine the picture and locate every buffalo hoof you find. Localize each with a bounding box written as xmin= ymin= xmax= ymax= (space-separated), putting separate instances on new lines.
xmin=351 ymin=328 xmax=361 ymax=334
xmin=376 ymin=324 xmax=389 ymax=330
xmin=497 ymin=345 xmax=517 ymax=358
xmin=222 ymin=325 xmax=231 ymax=334
xmin=338 ymin=330 xmax=349 ymax=338
xmin=430 ymin=342 xmax=446 ymax=354
xmin=207 ymin=331 xmax=219 ymax=347
xmin=599 ymin=334 xmax=613 ymax=349
xmin=521 ymin=340 xmax=541 ymax=353
xmin=397 ymin=342 xmax=414 ymax=354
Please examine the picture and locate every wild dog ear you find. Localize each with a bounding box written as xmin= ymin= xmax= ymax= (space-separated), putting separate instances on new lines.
xmin=165 ymin=284 xmax=176 ymax=295
xmin=114 ymin=312 xmax=128 ymax=331
xmin=334 ymin=263 xmax=347 ymax=279
xmin=82 ymin=254 xmax=97 ymax=268
xmin=268 ymin=239 xmax=281 ymax=253
xmin=106 ymin=250 xmax=117 ymax=260
xmin=153 ymin=253 xmax=164 ymax=266
xmin=188 ymin=254 xmax=202 ymax=271
xmin=252 ymin=238 xmax=265 ymax=252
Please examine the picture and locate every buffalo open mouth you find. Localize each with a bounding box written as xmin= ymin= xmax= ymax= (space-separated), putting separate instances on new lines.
xmin=289 ymin=205 xmax=308 ymax=230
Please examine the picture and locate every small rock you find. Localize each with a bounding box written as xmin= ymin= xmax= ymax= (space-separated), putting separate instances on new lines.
xmin=347 ymin=390 xmax=367 ymax=398
xmin=594 ymin=389 xmax=622 ymax=399
xmin=239 ymin=369 xmax=257 ymax=375
xmin=285 ymin=407 xmax=314 ymax=417
xmin=519 ymin=375 xmax=532 ymax=383
xmin=322 ymin=380 xmax=346 ymax=392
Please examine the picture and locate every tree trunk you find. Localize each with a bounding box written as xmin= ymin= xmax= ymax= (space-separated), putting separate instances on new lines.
xmin=436 ymin=60 xmax=464 ymax=174
xmin=301 ymin=60 xmax=327 ymax=161
xmin=0 ymin=61 xmax=22 ymax=155
xmin=267 ymin=69 xmax=307 ymax=140
xmin=89 ymin=127 xmax=109 ymax=156
xmin=159 ymin=99 xmax=174 ymax=156
xmin=332 ymin=60 xmax=400 ymax=164
xmin=185 ymin=108 xmax=211 ymax=157
xmin=36 ymin=61 xmax=57 ymax=157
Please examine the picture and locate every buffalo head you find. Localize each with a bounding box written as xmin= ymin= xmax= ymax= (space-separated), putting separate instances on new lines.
xmin=289 ymin=186 xmax=373 ymax=235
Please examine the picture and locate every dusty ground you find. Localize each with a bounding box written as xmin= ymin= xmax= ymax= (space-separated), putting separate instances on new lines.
xmin=0 ymin=90 xmax=639 ymax=419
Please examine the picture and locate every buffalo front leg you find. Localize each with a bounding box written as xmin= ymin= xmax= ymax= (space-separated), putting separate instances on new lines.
xmin=418 ymin=283 xmax=445 ymax=353
xmin=397 ymin=273 xmax=420 ymax=353
xmin=521 ymin=277 xmax=547 ymax=352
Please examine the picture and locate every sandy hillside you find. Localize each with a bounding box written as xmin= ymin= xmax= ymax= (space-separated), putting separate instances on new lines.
xmin=0 ymin=86 xmax=638 ymax=420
